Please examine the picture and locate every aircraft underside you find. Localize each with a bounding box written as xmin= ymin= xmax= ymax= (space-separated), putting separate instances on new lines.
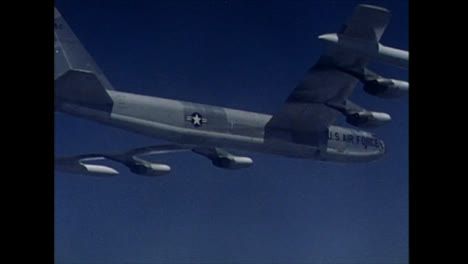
xmin=54 ymin=4 xmax=405 ymax=176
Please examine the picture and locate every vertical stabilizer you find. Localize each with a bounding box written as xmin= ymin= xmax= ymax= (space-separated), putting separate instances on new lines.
xmin=54 ymin=7 xmax=114 ymax=111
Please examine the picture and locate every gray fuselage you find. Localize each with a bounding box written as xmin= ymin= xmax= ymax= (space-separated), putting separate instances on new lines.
xmin=54 ymin=5 xmax=387 ymax=165
xmin=58 ymin=90 xmax=385 ymax=163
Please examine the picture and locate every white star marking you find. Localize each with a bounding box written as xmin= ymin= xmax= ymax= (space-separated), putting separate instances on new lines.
xmin=192 ymin=114 xmax=202 ymax=126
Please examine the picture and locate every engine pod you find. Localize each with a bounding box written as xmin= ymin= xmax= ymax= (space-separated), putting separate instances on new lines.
xmin=363 ymin=78 xmax=409 ymax=98
xmin=212 ymin=156 xmax=253 ymax=170
xmin=128 ymin=163 xmax=171 ymax=176
xmin=346 ymin=110 xmax=391 ymax=128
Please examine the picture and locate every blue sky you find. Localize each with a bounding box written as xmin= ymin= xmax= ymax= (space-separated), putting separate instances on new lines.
xmin=54 ymin=1 xmax=408 ymax=263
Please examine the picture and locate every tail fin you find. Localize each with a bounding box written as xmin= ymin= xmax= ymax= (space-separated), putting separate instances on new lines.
xmin=54 ymin=7 xmax=114 ymax=111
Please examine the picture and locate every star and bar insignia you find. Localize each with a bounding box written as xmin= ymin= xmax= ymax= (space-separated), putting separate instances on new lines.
xmin=185 ymin=112 xmax=207 ymax=127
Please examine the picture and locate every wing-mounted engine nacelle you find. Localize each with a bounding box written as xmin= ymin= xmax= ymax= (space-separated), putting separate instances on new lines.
xmin=346 ymin=110 xmax=391 ymax=128
xmin=55 ymin=161 xmax=119 ymax=177
xmin=127 ymin=162 xmax=171 ymax=176
xmin=193 ymin=148 xmax=253 ymax=170
xmin=363 ymin=78 xmax=408 ymax=98
xmin=212 ymin=155 xmax=253 ymax=170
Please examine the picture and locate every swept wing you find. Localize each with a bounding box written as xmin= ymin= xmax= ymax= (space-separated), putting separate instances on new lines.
xmin=266 ymin=4 xmax=392 ymax=141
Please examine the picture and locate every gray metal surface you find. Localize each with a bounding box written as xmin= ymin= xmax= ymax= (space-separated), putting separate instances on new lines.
xmin=54 ymin=4 xmax=404 ymax=176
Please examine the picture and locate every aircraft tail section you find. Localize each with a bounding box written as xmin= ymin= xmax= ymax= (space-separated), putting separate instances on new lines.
xmin=54 ymin=7 xmax=114 ymax=111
